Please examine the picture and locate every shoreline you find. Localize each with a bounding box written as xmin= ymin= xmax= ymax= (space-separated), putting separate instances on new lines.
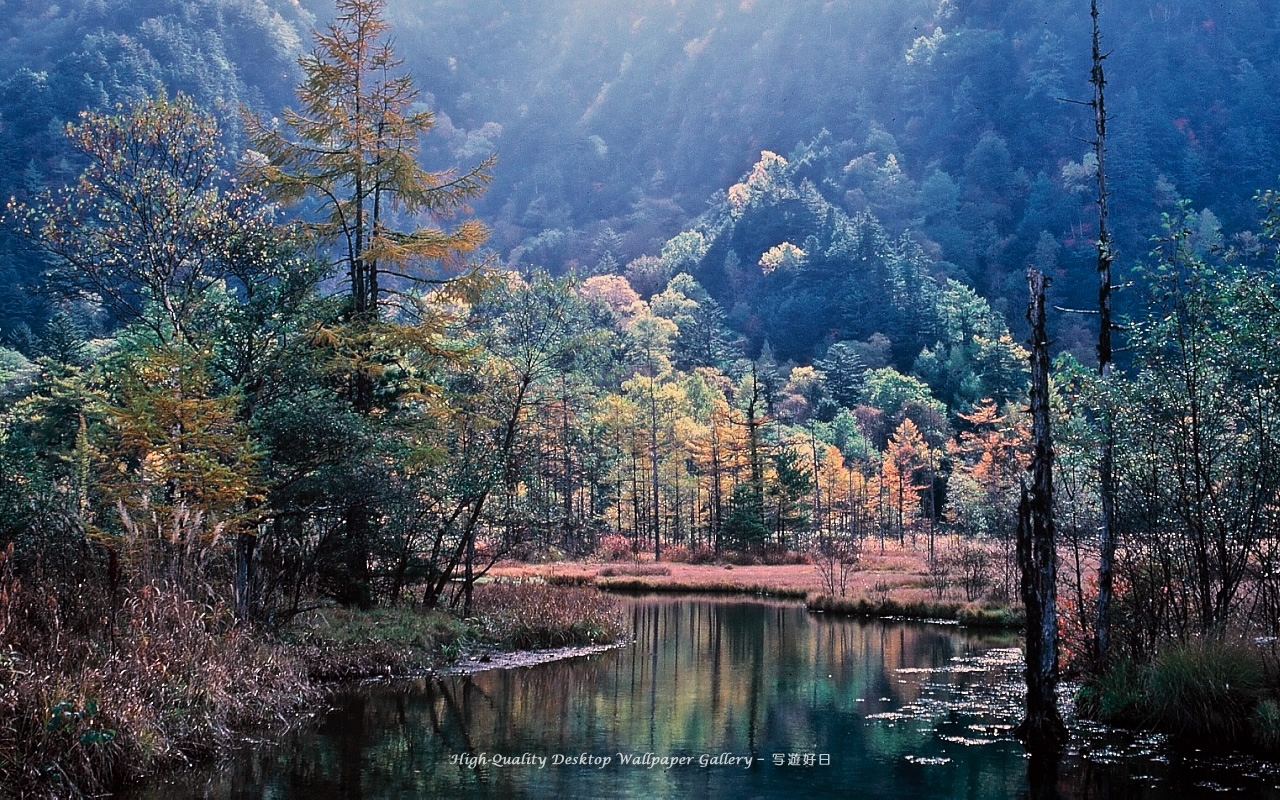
xmin=490 ymin=558 xmax=1024 ymax=629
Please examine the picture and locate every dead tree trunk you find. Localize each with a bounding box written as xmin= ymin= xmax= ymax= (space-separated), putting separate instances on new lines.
xmin=1090 ymin=0 xmax=1119 ymax=669
xmin=1017 ymin=267 xmax=1068 ymax=751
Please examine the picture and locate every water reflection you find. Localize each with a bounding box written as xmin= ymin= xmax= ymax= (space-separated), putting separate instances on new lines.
xmin=130 ymin=597 xmax=1280 ymax=799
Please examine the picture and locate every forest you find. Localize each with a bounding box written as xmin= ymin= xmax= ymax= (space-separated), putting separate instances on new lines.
xmin=3 ymin=0 xmax=1280 ymax=795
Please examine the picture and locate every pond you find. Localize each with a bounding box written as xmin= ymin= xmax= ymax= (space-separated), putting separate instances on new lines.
xmin=131 ymin=597 xmax=1280 ymax=798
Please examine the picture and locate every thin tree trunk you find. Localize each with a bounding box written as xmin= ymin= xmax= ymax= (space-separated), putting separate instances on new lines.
xmin=561 ymin=374 xmax=574 ymax=552
xmin=711 ymin=416 xmax=724 ymax=553
xmin=810 ymin=425 xmax=822 ymax=543
xmin=1090 ymin=0 xmax=1119 ymax=668
xmin=649 ymin=375 xmax=661 ymax=560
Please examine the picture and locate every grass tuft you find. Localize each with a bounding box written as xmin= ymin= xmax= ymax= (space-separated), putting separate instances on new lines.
xmin=284 ymin=605 xmax=469 ymax=680
xmin=1146 ymin=638 xmax=1265 ymax=745
xmin=805 ymin=593 xmax=1022 ymax=627
xmin=544 ymin=573 xmax=594 ymax=587
xmin=1079 ymin=638 xmax=1278 ymax=752
xmin=1252 ymin=698 xmax=1280 ymax=752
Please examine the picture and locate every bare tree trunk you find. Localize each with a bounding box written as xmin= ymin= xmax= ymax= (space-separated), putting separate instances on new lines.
xmin=1017 ymin=267 xmax=1068 ymax=751
xmin=1090 ymin=0 xmax=1119 ymax=669
xmin=561 ymin=374 xmax=574 ymax=552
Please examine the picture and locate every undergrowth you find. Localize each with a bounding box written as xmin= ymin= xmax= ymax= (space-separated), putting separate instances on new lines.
xmin=283 ymin=604 xmax=469 ymax=679
xmin=0 ymin=558 xmax=628 ymax=796
xmin=1077 ymin=637 xmax=1280 ymax=752
xmin=0 ymin=562 xmax=317 ymax=796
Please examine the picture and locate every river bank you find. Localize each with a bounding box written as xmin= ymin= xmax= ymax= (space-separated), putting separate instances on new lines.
xmin=0 ymin=581 xmax=627 ymax=797
xmin=122 ymin=596 xmax=1040 ymax=800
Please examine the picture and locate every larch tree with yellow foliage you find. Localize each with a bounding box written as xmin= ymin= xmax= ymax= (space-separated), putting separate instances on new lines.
xmin=946 ymin=398 xmax=1030 ymax=596
xmin=882 ymin=417 xmax=932 ymax=546
xmin=246 ymin=0 xmax=493 ymax=416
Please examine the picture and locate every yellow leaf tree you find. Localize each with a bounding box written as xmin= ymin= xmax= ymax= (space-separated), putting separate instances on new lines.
xmin=246 ymin=0 xmax=493 ymax=415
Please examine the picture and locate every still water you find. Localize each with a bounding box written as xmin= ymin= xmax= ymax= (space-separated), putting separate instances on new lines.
xmin=134 ymin=597 xmax=1280 ymax=798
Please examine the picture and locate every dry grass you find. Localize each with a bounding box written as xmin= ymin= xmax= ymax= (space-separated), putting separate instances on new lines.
xmin=596 ymin=576 xmax=811 ymax=598
xmin=0 ymin=574 xmax=318 ymax=797
xmin=0 ymin=558 xmax=626 ymax=796
xmin=469 ymin=582 xmax=628 ymax=649
xmin=492 ymin=560 xmax=598 ymax=583
xmin=489 ymin=541 xmax=1020 ymax=623
xmin=805 ymin=593 xmax=1022 ymax=627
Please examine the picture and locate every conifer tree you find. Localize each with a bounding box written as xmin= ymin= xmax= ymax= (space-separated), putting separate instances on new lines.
xmin=246 ymin=0 xmax=493 ymax=415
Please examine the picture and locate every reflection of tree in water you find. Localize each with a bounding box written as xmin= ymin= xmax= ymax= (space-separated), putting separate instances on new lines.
xmin=425 ymin=678 xmax=481 ymax=765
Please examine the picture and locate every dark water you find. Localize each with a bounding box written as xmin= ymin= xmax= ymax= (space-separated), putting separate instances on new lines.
xmin=131 ymin=597 xmax=1280 ymax=799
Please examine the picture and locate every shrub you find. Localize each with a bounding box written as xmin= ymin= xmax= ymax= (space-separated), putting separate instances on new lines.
xmin=723 ymin=550 xmax=760 ymax=566
xmin=717 ymin=544 xmax=806 ymax=566
xmin=811 ymin=535 xmax=861 ymax=597
xmin=597 ymin=535 xmax=636 ymax=562
xmin=953 ymin=541 xmax=993 ymax=601
xmin=761 ymin=545 xmax=809 ymax=566
xmin=686 ymin=545 xmax=719 ymax=565
xmin=661 ymin=544 xmax=690 ymax=563
xmin=662 ymin=543 xmax=723 ymax=564
xmin=926 ymin=551 xmax=955 ymax=600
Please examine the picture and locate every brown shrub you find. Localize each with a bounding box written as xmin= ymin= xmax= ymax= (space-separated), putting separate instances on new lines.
xmin=469 ymin=583 xmax=627 ymax=650
xmin=597 ymin=535 xmax=636 ymax=562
